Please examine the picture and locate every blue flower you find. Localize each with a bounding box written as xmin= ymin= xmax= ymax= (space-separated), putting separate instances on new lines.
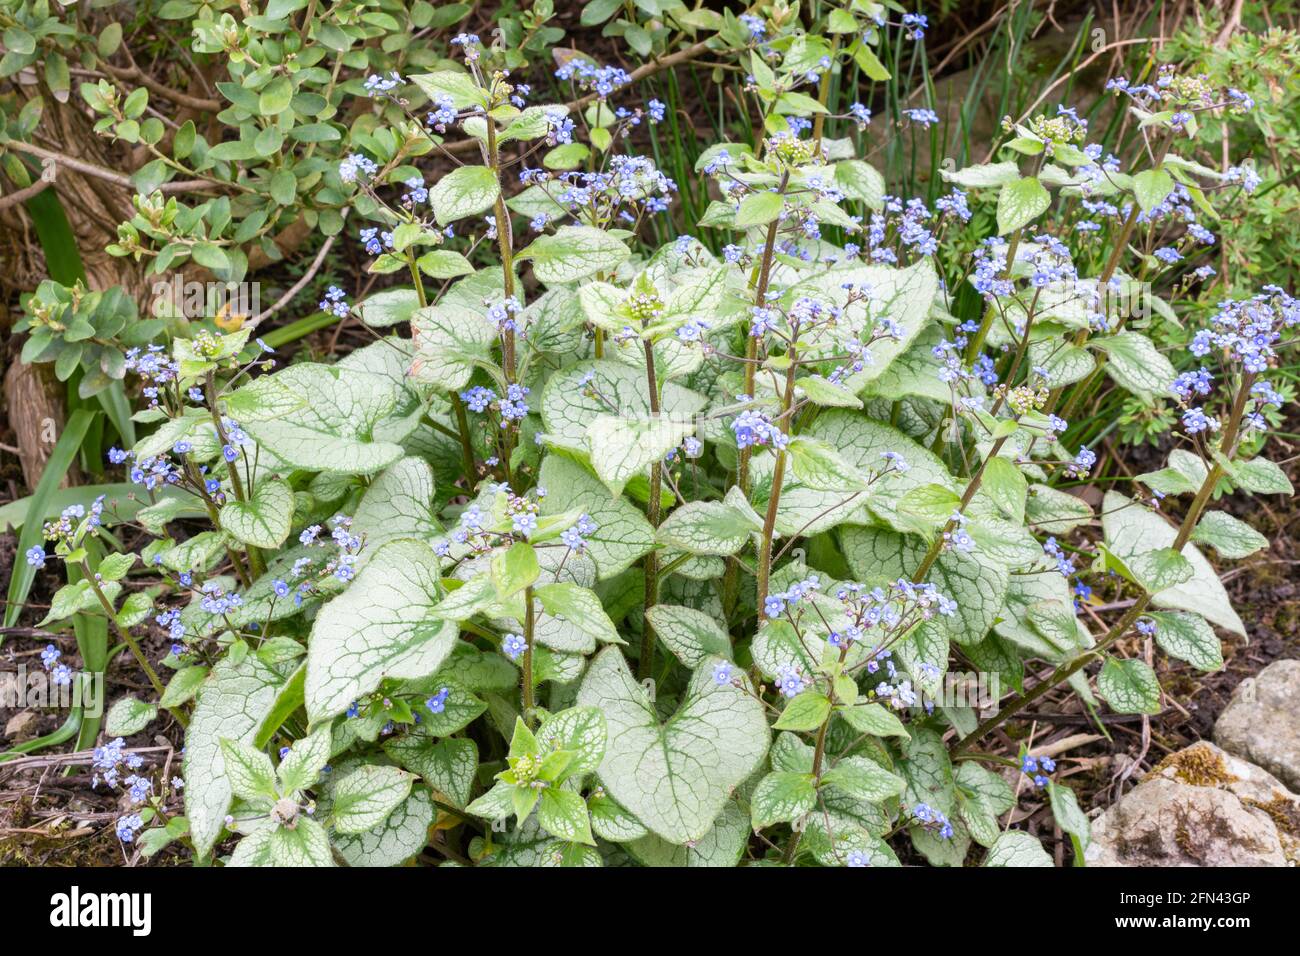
xmin=903 ymin=108 xmax=940 ymax=127
xmin=126 ymin=774 xmax=152 ymax=803
xmin=901 ymin=13 xmax=928 ymax=40
xmin=774 ymin=665 xmax=806 ymax=699
xmin=502 ymin=633 xmax=528 ymax=661
xmin=426 ymin=686 xmax=451 ymax=714
xmin=512 ymin=512 xmax=538 ymax=537
xmin=1066 ymin=446 xmax=1096 ymax=477
xmin=427 ymin=94 xmax=459 ymax=132
xmin=739 ymin=13 xmax=766 ymax=40
xmin=1182 ymin=406 xmax=1220 ymax=435
xmin=764 ymin=594 xmax=787 ymax=618
xmin=25 ymin=546 xmax=46 ymax=569
xmin=338 ymin=153 xmax=377 ymax=183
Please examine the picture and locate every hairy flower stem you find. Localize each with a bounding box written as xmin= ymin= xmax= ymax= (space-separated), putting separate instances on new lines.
xmin=920 ymin=296 xmax=1042 ymax=577
xmin=522 ymin=584 xmax=536 ymax=725
xmin=486 ymin=119 xmax=518 ymax=480
xmin=183 ymin=458 xmax=251 ymax=587
xmin=727 ymin=174 xmax=790 ymax=620
xmin=639 ymin=340 xmax=663 ymax=681
xmin=206 ymin=374 xmax=265 ymax=579
xmin=408 ymin=253 xmax=477 ymax=480
xmin=996 ymin=310 xmax=1037 ymax=403
xmin=953 ymin=371 xmax=1256 ymax=755
xmin=737 ymin=171 xmax=789 ymax=496
xmin=755 ymin=359 xmax=800 ymax=621
xmin=79 ymin=560 xmax=185 ymax=726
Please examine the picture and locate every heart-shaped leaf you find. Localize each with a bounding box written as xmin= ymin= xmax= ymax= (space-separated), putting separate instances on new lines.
xmin=576 ymin=647 xmax=768 ymax=845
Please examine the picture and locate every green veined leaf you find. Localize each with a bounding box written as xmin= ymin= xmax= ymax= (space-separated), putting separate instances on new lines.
xmin=520 ymin=226 xmax=630 ymax=284
xmin=996 ymin=176 xmax=1050 ymax=235
xmin=219 ymin=478 xmax=294 ymax=549
xmin=1097 ymin=657 xmax=1161 ymax=715
xmin=430 ymin=165 xmax=501 ymax=226
xmin=576 ymin=647 xmax=769 ymax=845
xmin=305 ymin=540 xmax=458 ymax=723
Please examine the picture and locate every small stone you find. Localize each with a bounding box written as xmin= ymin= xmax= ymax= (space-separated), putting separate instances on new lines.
xmin=1214 ymin=658 xmax=1300 ymax=792
xmin=4 ymin=710 xmax=39 ymax=741
xmin=1086 ymin=742 xmax=1299 ymax=867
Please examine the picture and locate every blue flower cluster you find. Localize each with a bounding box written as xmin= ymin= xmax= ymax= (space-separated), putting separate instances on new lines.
xmin=731 ymin=408 xmax=788 ymax=451
xmin=339 ymin=152 xmax=378 ymax=183
xmin=38 ymin=643 xmax=72 ymax=687
xmin=910 ymin=802 xmax=954 ymax=839
xmin=763 ymin=574 xmax=821 ymax=619
xmin=554 ymin=58 xmax=631 ymax=99
xmin=560 ymin=513 xmax=597 ymax=552
xmin=1020 ymin=753 xmax=1056 ymax=788
xmin=319 ymin=285 xmax=350 ymax=318
xmin=520 ymin=155 xmax=676 ymax=230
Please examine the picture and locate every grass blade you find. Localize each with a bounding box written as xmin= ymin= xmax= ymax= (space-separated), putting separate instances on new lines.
xmin=3 ymin=408 xmax=96 ymax=630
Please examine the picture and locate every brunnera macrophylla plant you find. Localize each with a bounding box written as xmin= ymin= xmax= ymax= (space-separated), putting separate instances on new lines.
xmin=11 ymin=14 xmax=1297 ymax=868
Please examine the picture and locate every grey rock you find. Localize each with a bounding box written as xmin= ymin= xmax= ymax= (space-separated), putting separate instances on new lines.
xmin=1086 ymin=742 xmax=1299 ymax=867
xmin=1214 ymin=658 xmax=1300 ymax=792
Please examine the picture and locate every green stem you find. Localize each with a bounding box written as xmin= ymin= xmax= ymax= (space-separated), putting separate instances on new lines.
xmin=638 ymin=339 xmax=663 ymax=681
xmin=80 ymin=561 xmax=186 ymax=726
xmin=781 ymin=642 xmax=847 ymax=864
xmin=737 ymin=171 xmax=789 ymax=496
xmin=184 ymin=458 xmax=251 ymax=587
xmin=206 ymin=374 xmax=265 ymax=579
xmin=1050 ymin=134 xmax=1173 ymax=416
xmin=911 ymin=433 xmax=1010 ymax=584
xmin=486 ymin=118 xmax=518 ymax=481
xmin=755 ymin=357 xmax=799 ymax=620
xmin=522 ymin=584 xmax=536 ymax=725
